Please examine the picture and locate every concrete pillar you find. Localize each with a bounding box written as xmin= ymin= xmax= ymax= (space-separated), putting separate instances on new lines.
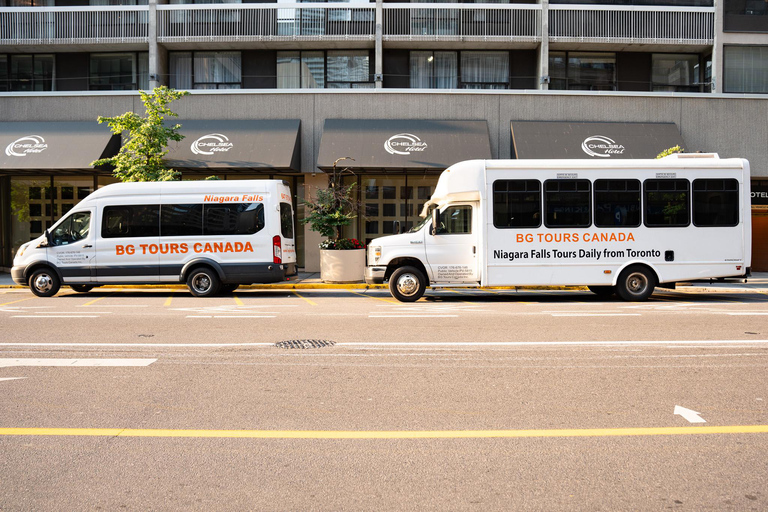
xmin=375 ymin=0 xmax=383 ymax=88
xmin=538 ymin=0 xmax=549 ymax=90
xmin=148 ymin=0 xmax=168 ymax=89
xmin=302 ymin=172 xmax=329 ymax=272
xmin=711 ymin=0 xmax=722 ymax=93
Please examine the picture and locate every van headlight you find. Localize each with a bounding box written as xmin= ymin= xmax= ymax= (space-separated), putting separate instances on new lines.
xmin=15 ymin=243 xmax=29 ymax=259
xmin=370 ymin=246 xmax=381 ymax=264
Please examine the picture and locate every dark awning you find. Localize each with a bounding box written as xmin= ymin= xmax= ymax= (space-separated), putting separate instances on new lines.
xmin=511 ymin=121 xmax=686 ymax=159
xmin=164 ymin=120 xmax=301 ymax=172
xmin=317 ymin=119 xmax=492 ymax=171
xmin=0 ymin=121 xmax=119 ymax=170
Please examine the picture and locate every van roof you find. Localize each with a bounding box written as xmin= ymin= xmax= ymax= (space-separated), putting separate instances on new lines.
xmin=84 ymin=179 xmax=288 ymax=201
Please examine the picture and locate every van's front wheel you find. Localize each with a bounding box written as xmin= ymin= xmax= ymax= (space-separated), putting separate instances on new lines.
xmin=389 ymin=266 xmax=426 ymax=302
xmin=29 ymin=268 xmax=60 ymax=298
xmin=187 ymin=267 xmax=221 ymax=297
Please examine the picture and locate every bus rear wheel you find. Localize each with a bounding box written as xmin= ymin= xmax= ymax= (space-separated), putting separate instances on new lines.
xmin=389 ymin=266 xmax=426 ymax=302
xmin=187 ymin=267 xmax=221 ymax=297
xmin=616 ymin=265 xmax=656 ymax=302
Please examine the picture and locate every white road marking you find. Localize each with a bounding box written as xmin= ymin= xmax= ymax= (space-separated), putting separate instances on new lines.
xmin=11 ymin=315 xmax=101 ymax=319
xmin=674 ymin=405 xmax=707 ymax=423
xmin=0 ymin=377 xmax=27 ymax=382
xmin=0 ymin=358 xmax=156 ymax=367
xmin=726 ymin=312 xmax=768 ymax=316
xmin=369 ymin=315 xmax=459 ymax=318
xmin=550 ymin=313 xmax=642 ymax=317
xmin=186 ymin=315 xmax=277 ymax=319
xmin=80 ymin=305 xmax=149 ymax=308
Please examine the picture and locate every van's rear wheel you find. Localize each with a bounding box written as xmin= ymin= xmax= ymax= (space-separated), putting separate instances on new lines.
xmin=187 ymin=267 xmax=221 ymax=297
xmin=29 ymin=268 xmax=60 ymax=298
xmin=616 ymin=265 xmax=656 ymax=301
xmin=389 ymin=266 xmax=426 ymax=302
xmin=70 ymin=285 xmax=94 ymax=293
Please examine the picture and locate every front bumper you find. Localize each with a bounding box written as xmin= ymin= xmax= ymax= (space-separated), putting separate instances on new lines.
xmin=365 ymin=266 xmax=386 ymax=285
xmin=11 ymin=266 xmax=26 ymax=285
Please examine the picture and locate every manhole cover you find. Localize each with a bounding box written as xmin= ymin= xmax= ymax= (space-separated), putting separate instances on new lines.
xmin=276 ymin=339 xmax=336 ymax=350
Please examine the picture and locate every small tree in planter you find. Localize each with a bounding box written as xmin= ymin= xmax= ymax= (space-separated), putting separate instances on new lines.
xmin=302 ymin=157 xmax=365 ymax=282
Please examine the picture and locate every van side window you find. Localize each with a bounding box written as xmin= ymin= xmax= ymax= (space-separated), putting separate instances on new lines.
xmin=280 ymin=203 xmax=294 ymax=239
xmin=644 ymin=179 xmax=690 ymax=227
xmin=102 ymin=205 xmax=160 ymax=238
xmin=436 ymin=205 xmax=472 ymax=234
xmin=161 ymin=204 xmax=203 ymax=236
xmin=51 ymin=211 xmax=91 ymax=246
xmin=493 ymin=179 xmax=541 ymax=228
xmin=544 ymin=179 xmax=591 ymax=228
xmin=594 ymin=179 xmax=641 ymax=228
xmin=204 ymin=203 xmax=265 ymax=235
xmin=692 ymin=179 xmax=739 ymax=227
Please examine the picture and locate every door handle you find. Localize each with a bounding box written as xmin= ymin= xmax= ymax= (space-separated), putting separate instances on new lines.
xmin=473 ymin=246 xmax=476 ymax=254
xmin=83 ymin=244 xmax=93 ymax=248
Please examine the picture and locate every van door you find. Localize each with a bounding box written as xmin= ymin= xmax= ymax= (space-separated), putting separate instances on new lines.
xmin=424 ymin=203 xmax=479 ymax=284
xmin=47 ymin=209 xmax=96 ymax=283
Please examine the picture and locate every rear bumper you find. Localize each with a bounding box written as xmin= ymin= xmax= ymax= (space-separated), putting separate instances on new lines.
xmin=365 ymin=266 xmax=386 ymax=285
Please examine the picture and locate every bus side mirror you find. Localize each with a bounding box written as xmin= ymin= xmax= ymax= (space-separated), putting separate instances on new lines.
xmin=430 ymin=208 xmax=441 ymax=236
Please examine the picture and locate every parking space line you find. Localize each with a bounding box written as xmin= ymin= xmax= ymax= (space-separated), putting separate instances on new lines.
xmin=2 ymin=425 xmax=767 ymax=439
xmin=348 ymin=290 xmax=400 ymax=304
xmin=164 ymin=295 xmax=173 ymax=307
xmin=83 ymin=295 xmax=108 ymax=307
xmin=233 ymin=295 xmax=244 ymax=306
xmin=0 ymin=297 xmax=36 ymax=307
xmin=292 ymin=290 xmax=317 ymax=306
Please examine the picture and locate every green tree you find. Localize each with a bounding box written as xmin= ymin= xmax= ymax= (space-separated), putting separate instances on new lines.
xmin=91 ymin=86 xmax=190 ymax=182
xmin=656 ymin=145 xmax=683 ymax=159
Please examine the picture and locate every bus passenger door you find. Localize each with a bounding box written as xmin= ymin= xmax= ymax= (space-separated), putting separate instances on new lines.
xmin=424 ymin=204 xmax=479 ymax=284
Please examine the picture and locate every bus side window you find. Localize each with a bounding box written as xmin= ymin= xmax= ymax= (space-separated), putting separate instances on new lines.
xmin=492 ymin=179 xmax=541 ymax=228
xmin=544 ymin=179 xmax=591 ymax=228
xmin=594 ymin=179 xmax=641 ymax=228
xmin=692 ymin=179 xmax=739 ymax=227
xmin=644 ymin=179 xmax=690 ymax=227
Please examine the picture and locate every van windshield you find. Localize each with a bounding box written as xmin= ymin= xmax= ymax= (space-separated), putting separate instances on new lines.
xmin=408 ymin=215 xmax=430 ymax=233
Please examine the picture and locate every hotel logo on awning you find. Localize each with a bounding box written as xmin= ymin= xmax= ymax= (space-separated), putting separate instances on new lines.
xmin=385 ymin=133 xmax=428 ymax=156
xmin=191 ymin=133 xmax=234 ymax=155
xmin=5 ymin=135 xmax=48 ymax=157
xmin=581 ymin=135 xmax=626 ymax=158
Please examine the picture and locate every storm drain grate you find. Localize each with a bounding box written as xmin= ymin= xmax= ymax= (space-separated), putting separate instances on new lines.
xmin=276 ymin=339 xmax=336 ymax=350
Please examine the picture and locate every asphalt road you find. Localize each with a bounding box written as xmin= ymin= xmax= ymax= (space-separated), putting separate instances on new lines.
xmin=1 ymin=287 xmax=767 ymax=510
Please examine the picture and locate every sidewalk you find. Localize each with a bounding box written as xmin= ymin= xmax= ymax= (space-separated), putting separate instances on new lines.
xmin=2 ymin=270 xmax=767 ymax=292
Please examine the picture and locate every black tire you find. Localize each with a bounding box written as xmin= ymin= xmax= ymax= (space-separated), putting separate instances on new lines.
xmin=587 ymin=285 xmax=615 ymax=298
xmin=28 ymin=268 xmax=61 ymax=298
xmin=219 ymin=284 xmax=239 ymax=294
xmin=70 ymin=285 xmax=94 ymax=293
xmin=186 ymin=267 xmax=221 ymax=297
xmin=615 ymin=265 xmax=656 ymax=302
xmin=389 ymin=266 xmax=427 ymax=302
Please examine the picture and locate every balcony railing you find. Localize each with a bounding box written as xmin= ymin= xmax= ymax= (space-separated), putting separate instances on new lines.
xmin=157 ymin=3 xmax=375 ymax=43
xmin=382 ymin=3 xmax=542 ymax=43
xmin=0 ymin=6 xmax=149 ymax=45
xmin=549 ymin=5 xmax=715 ymax=45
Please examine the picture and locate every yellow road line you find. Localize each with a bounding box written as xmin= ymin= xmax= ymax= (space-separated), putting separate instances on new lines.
xmin=348 ymin=290 xmax=400 ymax=304
xmin=83 ymin=295 xmax=108 ymax=307
xmin=0 ymin=297 xmax=36 ymax=307
xmin=1 ymin=425 xmax=767 ymax=439
xmin=233 ymin=294 xmax=244 ymax=306
xmin=292 ymin=290 xmax=317 ymax=306
xmin=164 ymin=295 xmax=173 ymax=307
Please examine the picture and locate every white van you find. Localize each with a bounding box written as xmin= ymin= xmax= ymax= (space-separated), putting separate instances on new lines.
xmin=12 ymin=180 xmax=297 ymax=297
xmin=365 ymin=155 xmax=752 ymax=302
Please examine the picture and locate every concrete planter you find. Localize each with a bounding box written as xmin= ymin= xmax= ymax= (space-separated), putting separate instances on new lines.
xmin=320 ymin=249 xmax=365 ymax=283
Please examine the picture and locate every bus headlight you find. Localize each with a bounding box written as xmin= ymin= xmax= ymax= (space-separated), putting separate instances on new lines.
xmin=371 ymin=246 xmax=381 ymax=264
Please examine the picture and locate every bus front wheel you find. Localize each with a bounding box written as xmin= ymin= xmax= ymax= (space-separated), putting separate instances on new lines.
xmin=389 ymin=266 xmax=426 ymax=302
xmin=616 ymin=265 xmax=656 ymax=302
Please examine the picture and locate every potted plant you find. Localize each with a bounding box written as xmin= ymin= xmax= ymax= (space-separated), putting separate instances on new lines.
xmin=303 ymin=157 xmax=366 ymax=283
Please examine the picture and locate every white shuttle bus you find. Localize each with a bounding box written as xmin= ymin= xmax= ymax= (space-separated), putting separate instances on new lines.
xmin=365 ymin=154 xmax=751 ymax=302
xmin=12 ymin=180 xmax=297 ymax=297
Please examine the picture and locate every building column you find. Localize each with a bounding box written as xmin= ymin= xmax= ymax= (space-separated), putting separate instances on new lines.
xmin=0 ymin=176 xmax=10 ymax=269
xmin=303 ymin=172 xmax=329 ymax=272
xmin=538 ymin=0 xmax=549 ymax=90
xmin=375 ymin=0 xmax=383 ymax=88
xmin=711 ymin=0 xmax=723 ymax=93
xmin=148 ymin=0 xmax=168 ymax=89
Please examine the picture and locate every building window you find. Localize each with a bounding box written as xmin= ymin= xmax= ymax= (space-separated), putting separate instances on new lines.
xmin=460 ymin=51 xmax=509 ymax=89
xmin=724 ymin=46 xmax=768 ymax=93
xmin=327 ymin=50 xmax=372 ymax=88
xmin=277 ymin=51 xmax=324 ymax=88
xmin=169 ymin=51 xmax=242 ymax=90
xmin=724 ymin=0 xmax=768 ymax=32
xmin=652 ymin=54 xmax=701 ymax=92
xmin=276 ymin=50 xmax=372 ymax=89
xmin=550 ymin=52 xmax=616 ymax=91
xmin=0 ymin=54 xmax=54 ymax=92
xmin=89 ymin=53 xmax=148 ymax=91
xmin=410 ymin=51 xmax=458 ymax=89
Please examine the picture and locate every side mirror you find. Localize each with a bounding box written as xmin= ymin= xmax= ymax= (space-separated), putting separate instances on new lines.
xmin=393 ymin=220 xmax=401 ymax=234
xmin=430 ymin=208 xmax=441 ymax=236
xmin=38 ymin=229 xmax=51 ymax=248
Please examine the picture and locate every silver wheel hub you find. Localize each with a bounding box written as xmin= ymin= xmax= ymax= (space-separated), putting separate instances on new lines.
xmin=33 ymin=274 xmax=52 ymax=293
xmin=627 ymin=272 xmax=648 ymax=294
xmin=192 ymin=274 xmax=211 ymax=293
xmin=396 ymin=273 xmax=419 ymax=296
